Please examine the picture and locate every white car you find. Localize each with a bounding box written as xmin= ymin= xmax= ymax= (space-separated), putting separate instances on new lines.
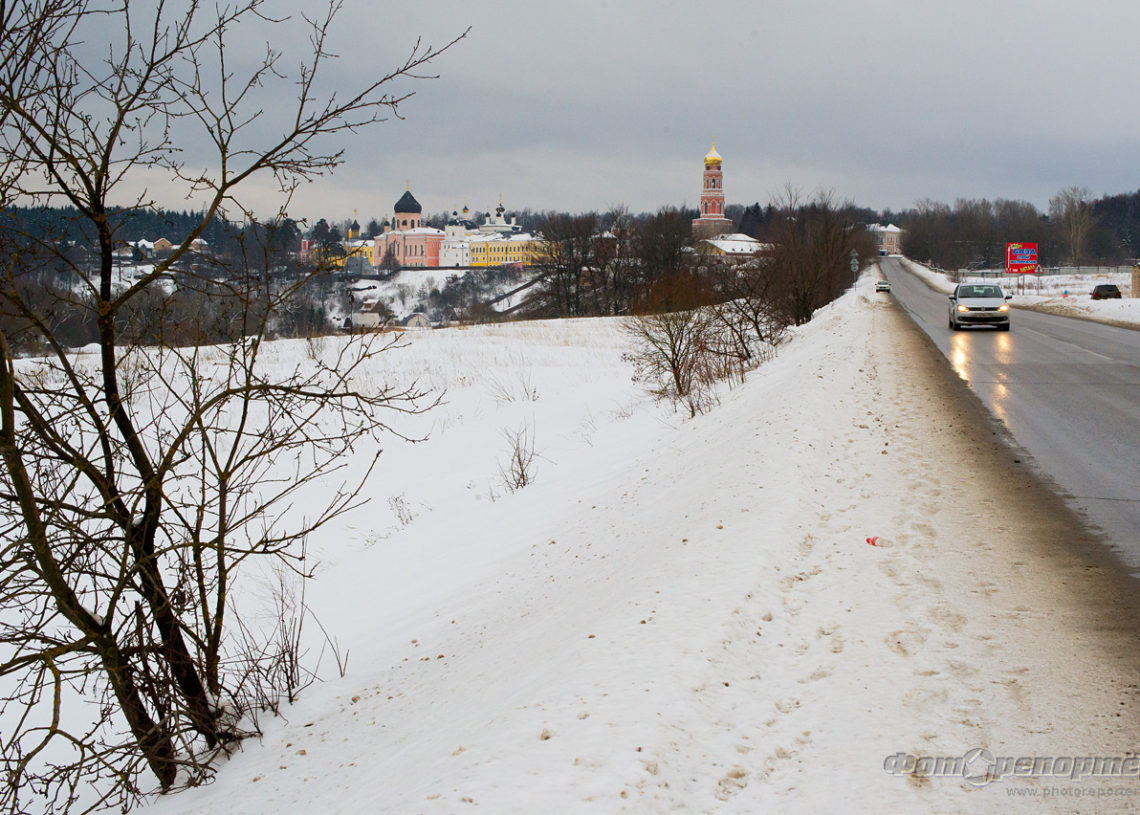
xmin=948 ymin=283 xmax=1011 ymax=331
xmin=875 ymin=280 xmax=891 ymax=292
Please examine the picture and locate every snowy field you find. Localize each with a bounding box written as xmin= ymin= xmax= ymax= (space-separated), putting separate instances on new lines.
xmin=142 ymin=278 xmax=1140 ymax=814
xmin=898 ymin=257 xmax=1139 ymax=328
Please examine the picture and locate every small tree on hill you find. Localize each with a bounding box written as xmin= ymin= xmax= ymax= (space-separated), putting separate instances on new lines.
xmin=623 ymin=274 xmax=724 ymax=418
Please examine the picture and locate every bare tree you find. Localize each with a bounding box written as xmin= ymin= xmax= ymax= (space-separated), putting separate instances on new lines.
xmin=380 ymin=243 xmax=401 ymax=273
xmin=596 ymin=206 xmax=639 ymax=315
xmin=624 ymin=308 xmax=718 ymax=418
xmin=622 ymin=275 xmax=726 ymax=418
xmin=0 ymin=1 xmax=461 ymax=810
xmin=899 ymin=198 xmax=953 ymax=266
xmin=631 ymin=207 xmax=692 ymax=297
xmin=708 ymin=259 xmax=789 ymax=366
xmin=765 ymin=188 xmax=869 ymax=325
xmin=534 ymin=212 xmax=599 ymax=316
xmin=1049 ymin=186 xmax=1096 ymax=267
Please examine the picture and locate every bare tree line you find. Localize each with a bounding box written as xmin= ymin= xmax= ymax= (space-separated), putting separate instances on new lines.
xmin=624 ymin=190 xmax=875 ymax=417
xmin=894 ymin=186 xmax=1137 ymax=270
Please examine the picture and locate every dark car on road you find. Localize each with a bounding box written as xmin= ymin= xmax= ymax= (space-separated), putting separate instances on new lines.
xmin=1091 ymin=284 xmax=1122 ymax=300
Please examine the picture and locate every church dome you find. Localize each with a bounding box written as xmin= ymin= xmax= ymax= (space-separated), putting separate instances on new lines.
xmin=704 ymin=142 xmax=722 ymax=167
xmin=394 ymin=190 xmax=422 ymax=214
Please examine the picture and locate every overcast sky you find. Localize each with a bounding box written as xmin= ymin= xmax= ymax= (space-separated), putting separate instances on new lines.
xmin=142 ymin=0 xmax=1140 ymax=222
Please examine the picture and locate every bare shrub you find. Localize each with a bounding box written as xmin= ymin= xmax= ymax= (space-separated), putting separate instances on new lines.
xmin=499 ymin=423 xmax=538 ymax=492
xmin=486 ymin=370 xmax=540 ymax=404
xmin=621 ymin=273 xmax=724 ymax=417
xmin=623 ymin=308 xmax=720 ymax=418
xmin=388 ymin=493 xmax=418 ymax=526
xmin=709 ymin=259 xmax=791 ymax=364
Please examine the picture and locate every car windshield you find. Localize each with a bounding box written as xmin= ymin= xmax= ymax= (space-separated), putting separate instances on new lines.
xmin=959 ymin=285 xmax=1002 ymax=298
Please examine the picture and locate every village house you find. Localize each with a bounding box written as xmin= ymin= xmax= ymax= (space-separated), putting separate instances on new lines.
xmin=867 ymin=223 xmax=903 ymax=255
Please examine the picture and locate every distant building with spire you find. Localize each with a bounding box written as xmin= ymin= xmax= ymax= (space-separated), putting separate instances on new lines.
xmin=308 ymin=188 xmax=545 ymax=272
xmin=691 ymin=142 xmax=734 ymax=239
xmin=374 ymin=188 xmax=444 ymax=267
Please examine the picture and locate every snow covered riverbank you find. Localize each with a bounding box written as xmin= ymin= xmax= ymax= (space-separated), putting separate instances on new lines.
xmin=147 ymin=277 xmax=1140 ymax=814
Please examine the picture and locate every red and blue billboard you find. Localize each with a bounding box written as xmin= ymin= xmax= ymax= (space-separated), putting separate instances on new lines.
xmin=1006 ymin=242 xmax=1038 ymax=274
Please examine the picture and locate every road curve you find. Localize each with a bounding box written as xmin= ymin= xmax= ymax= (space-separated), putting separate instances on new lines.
xmin=879 ymin=256 xmax=1140 ymax=573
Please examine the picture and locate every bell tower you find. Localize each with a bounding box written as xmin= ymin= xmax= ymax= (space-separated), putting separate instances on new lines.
xmin=692 ymin=141 xmax=733 ymax=239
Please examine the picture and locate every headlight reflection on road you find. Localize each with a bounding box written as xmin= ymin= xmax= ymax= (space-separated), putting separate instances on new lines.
xmin=949 ymin=333 xmax=970 ymax=381
xmin=993 ymin=332 xmax=1014 ymax=379
xmin=991 ymin=382 xmax=1010 ymax=423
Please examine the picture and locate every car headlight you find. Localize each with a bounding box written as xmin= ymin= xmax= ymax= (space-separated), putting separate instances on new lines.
xmin=956 ymin=304 xmax=969 ymax=312
xmin=998 ymin=303 xmax=1009 ymax=312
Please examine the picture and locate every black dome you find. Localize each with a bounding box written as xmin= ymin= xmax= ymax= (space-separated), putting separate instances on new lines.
xmin=394 ymin=190 xmax=422 ymax=214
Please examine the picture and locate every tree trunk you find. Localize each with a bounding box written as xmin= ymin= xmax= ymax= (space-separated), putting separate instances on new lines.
xmin=100 ymin=643 xmax=180 ymax=790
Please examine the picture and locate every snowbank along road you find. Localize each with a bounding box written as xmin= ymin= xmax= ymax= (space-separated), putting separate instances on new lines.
xmin=148 ymin=279 xmax=1140 ymax=814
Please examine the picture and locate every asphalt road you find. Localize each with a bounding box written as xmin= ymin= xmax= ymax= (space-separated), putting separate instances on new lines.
xmin=879 ymin=256 xmax=1140 ymax=573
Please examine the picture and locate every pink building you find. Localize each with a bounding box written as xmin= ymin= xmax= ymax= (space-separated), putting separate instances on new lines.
xmin=374 ymin=190 xmax=444 ymax=268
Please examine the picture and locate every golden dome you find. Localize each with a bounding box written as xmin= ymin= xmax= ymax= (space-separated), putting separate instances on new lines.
xmin=704 ymin=141 xmax=722 ymax=167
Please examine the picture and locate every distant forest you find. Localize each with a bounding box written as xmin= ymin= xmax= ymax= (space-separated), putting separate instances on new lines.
xmin=9 ymin=186 xmax=1140 ymax=274
xmin=730 ymin=190 xmax=1139 ymax=270
xmin=884 ymin=189 xmax=1140 ymax=271
xmin=4 ymin=204 xmax=236 ymax=247
xmin=881 ymin=188 xmax=1140 ymax=270
xmin=732 ymin=189 xmax=1138 ymax=270
xmin=3 ymin=204 xmax=304 ymax=276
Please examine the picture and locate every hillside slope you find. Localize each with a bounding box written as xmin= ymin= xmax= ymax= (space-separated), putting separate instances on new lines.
xmin=148 ymin=278 xmax=1140 ymax=814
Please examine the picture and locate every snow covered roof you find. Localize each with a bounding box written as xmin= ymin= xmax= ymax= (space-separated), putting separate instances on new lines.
xmin=351 ymin=299 xmax=387 ymax=314
xmin=701 ymin=234 xmax=767 ymax=254
xmin=867 ymin=223 xmax=903 ymax=233
xmin=465 ymin=232 xmax=537 ymax=245
xmin=382 ymin=227 xmax=444 ymax=237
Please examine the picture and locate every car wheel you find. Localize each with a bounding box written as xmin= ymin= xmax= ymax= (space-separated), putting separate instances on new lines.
xmin=999 ymin=323 xmax=1010 ymax=332
xmin=948 ymin=315 xmax=955 ymax=329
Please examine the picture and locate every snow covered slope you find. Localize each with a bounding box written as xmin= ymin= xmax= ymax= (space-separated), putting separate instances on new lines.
xmin=146 ymin=278 xmax=1140 ymax=814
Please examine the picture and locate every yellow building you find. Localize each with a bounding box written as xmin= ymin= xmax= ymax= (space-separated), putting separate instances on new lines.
xmin=342 ymin=240 xmax=376 ymax=267
xmin=468 ymin=233 xmax=546 ymax=268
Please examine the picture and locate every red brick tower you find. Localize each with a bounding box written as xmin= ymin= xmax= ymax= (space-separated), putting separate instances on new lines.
xmin=692 ymin=142 xmax=733 ymax=239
